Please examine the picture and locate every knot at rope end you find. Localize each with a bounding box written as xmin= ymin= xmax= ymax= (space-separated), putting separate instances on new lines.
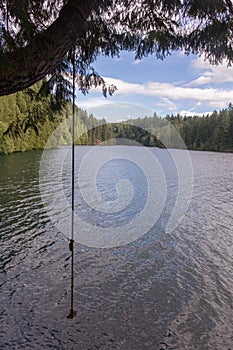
xmin=67 ymin=308 xmax=77 ymax=319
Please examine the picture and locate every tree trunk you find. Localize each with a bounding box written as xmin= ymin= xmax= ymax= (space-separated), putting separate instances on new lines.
xmin=0 ymin=0 xmax=97 ymax=96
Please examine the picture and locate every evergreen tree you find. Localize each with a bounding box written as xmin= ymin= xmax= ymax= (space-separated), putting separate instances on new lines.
xmin=0 ymin=1 xmax=233 ymax=96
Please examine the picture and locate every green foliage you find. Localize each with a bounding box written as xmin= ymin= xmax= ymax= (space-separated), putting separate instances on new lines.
xmin=75 ymin=104 xmax=233 ymax=151
xmin=0 ymin=82 xmax=103 ymax=154
xmin=1 ymin=86 xmax=233 ymax=154
xmin=166 ymin=104 xmax=233 ymax=151
xmin=80 ymin=123 xmax=165 ymax=147
xmin=1 ymin=1 xmax=233 ymax=96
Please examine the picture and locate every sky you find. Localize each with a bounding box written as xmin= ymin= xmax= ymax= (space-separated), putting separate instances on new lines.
xmin=76 ymin=51 xmax=233 ymax=122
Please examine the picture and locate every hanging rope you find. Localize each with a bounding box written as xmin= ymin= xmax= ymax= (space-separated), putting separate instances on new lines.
xmin=67 ymin=48 xmax=77 ymax=319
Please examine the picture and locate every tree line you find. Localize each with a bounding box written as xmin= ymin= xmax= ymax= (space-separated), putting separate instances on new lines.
xmin=0 ymin=82 xmax=103 ymax=153
xmin=166 ymin=105 xmax=233 ymax=151
xmin=0 ymin=85 xmax=233 ymax=153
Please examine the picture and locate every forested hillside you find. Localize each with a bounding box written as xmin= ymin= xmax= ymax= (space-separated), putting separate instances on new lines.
xmin=83 ymin=123 xmax=165 ymax=148
xmin=167 ymin=105 xmax=233 ymax=151
xmin=125 ymin=105 xmax=233 ymax=152
xmin=0 ymin=82 xmax=104 ymax=153
xmin=0 ymin=84 xmax=233 ymax=153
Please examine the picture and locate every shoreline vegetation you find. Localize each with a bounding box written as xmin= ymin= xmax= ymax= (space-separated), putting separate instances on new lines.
xmin=0 ymin=83 xmax=233 ymax=154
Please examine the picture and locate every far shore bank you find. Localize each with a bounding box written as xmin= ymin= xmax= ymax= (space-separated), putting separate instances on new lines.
xmin=1 ymin=144 xmax=233 ymax=156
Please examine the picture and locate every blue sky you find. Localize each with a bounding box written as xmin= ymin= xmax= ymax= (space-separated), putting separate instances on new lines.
xmin=76 ymin=51 xmax=233 ymax=122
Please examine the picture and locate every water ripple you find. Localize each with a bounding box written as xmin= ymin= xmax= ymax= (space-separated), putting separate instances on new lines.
xmin=0 ymin=148 xmax=233 ymax=349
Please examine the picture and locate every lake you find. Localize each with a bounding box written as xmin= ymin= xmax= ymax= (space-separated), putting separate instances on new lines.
xmin=0 ymin=146 xmax=232 ymax=349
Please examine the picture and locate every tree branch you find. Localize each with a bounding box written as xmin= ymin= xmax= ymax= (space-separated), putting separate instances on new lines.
xmin=0 ymin=0 xmax=97 ymax=96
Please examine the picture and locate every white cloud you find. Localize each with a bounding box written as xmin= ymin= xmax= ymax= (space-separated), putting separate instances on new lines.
xmin=80 ymin=69 xmax=233 ymax=115
xmin=156 ymin=98 xmax=178 ymax=112
xmin=77 ymin=97 xmax=112 ymax=109
xmin=188 ymin=76 xmax=211 ymax=86
xmin=188 ymin=57 xmax=233 ymax=86
xmin=83 ymin=102 xmax=154 ymax=122
xmin=103 ymin=77 xmax=233 ymax=108
xmin=132 ymin=59 xmax=143 ymax=65
xmin=179 ymin=110 xmax=212 ymax=117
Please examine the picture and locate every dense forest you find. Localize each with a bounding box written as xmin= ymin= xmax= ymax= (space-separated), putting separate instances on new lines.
xmin=0 ymin=82 xmax=105 ymax=153
xmin=166 ymin=105 xmax=233 ymax=151
xmin=0 ymin=83 xmax=233 ymax=153
xmin=125 ymin=104 xmax=233 ymax=151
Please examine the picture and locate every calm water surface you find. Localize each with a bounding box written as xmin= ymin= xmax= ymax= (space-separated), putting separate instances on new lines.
xmin=0 ymin=146 xmax=232 ymax=349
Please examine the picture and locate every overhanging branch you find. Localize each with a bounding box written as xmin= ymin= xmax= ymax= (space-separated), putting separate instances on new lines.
xmin=0 ymin=0 xmax=97 ymax=96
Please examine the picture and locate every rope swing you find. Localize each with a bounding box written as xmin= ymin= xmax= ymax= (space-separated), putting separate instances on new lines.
xmin=67 ymin=49 xmax=77 ymax=319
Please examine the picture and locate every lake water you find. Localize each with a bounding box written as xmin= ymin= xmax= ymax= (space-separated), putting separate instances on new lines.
xmin=0 ymin=146 xmax=232 ymax=349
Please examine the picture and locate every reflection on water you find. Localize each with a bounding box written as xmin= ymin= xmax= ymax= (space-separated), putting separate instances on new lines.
xmin=0 ymin=147 xmax=232 ymax=349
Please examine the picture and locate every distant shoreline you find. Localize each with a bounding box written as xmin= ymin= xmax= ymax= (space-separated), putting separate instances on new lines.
xmin=1 ymin=144 xmax=233 ymax=156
